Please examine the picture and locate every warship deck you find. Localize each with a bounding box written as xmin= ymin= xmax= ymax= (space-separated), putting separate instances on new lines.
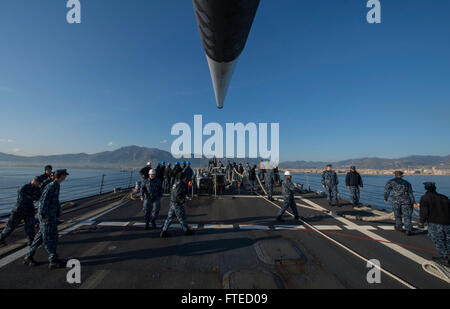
xmin=0 ymin=189 xmax=449 ymax=289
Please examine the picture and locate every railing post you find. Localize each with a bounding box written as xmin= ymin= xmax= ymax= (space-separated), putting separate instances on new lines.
xmin=99 ymin=174 xmax=105 ymax=195
xmin=127 ymin=171 xmax=133 ymax=188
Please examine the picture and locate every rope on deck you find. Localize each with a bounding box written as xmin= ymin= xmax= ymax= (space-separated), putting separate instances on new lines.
xmin=341 ymin=212 xmax=396 ymax=222
xmin=422 ymin=261 xmax=450 ymax=284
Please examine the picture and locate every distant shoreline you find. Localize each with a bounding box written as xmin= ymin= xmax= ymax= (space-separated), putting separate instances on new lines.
xmin=283 ymin=169 xmax=450 ymax=177
xmin=1 ymin=164 xmax=450 ymax=177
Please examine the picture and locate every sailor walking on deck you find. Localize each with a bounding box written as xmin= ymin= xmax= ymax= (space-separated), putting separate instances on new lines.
xmin=140 ymin=169 xmax=163 ymax=230
xmin=160 ymin=172 xmax=195 ymax=238
xmin=265 ymin=168 xmax=275 ymax=201
xmin=322 ymin=165 xmax=339 ymax=206
xmin=24 ymin=169 xmax=69 ymax=269
xmin=276 ymin=171 xmax=301 ymax=222
xmin=384 ymin=171 xmax=418 ymax=236
xmin=0 ymin=176 xmax=42 ymax=247
xmin=418 ymin=182 xmax=450 ymax=267
xmin=345 ymin=166 xmax=363 ymax=207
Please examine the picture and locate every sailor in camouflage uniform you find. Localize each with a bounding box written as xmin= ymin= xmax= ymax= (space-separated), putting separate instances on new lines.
xmin=160 ymin=172 xmax=195 ymax=238
xmin=0 ymin=177 xmax=42 ymax=246
xmin=322 ymin=165 xmax=339 ymax=206
xmin=384 ymin=171 xmax=418 ymax=235
xmin=264 ymin=169 xmax=275 ymax=201
xmin=276 ymin=171 xmax=301 ymax=222
xmin=140 ymin=169 xmax=163 ymax=230
xmin=24 ymin=169 xmax=69 ymax=269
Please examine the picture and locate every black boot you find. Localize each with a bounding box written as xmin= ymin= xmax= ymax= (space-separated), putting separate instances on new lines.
xmin=276 ymin=216 xmax=285 ymax=222
xmin=23 ymin=256 xmax=38 ymax=267
xmin=144 ymin=223 xmax=150 ymax=230
xmin=405 ymin=230 xmax=412 ymax=236
xmin=0 ymin=237 xmax=6 ymax=247
xmin=49 ymin=259 xmax=65 ymax=270
xmin=395 ymin=225 xmax=404 ymax=232
xmin=151 ymin=221 xmax=157 ymax=229
xmin=160 ymin=231 xmax=171 ymax=238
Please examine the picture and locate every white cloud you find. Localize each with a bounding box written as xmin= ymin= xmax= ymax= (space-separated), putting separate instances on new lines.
xmin=12 ymin=148 xmax=21 ymax=153
xmin=108 ymin=141 xmax=115 ymax=147
xmin=0 ymin=139 xmax=14 ymax=143
xmin=160 ymin=139 xmax=168 ymax=144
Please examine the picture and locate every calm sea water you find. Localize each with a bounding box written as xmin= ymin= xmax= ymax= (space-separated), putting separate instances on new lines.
xmin=0 ymin=167 xmax=141 ymax=217
xmin=292 ymin=173 xmax=450 ymax=211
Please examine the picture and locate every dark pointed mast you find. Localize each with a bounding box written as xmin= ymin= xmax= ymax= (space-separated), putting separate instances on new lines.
xmin=192 ymin=0 xmax=260 ymax=109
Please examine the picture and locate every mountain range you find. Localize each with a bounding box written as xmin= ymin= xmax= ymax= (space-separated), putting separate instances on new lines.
xmin=0 ymin=146 xmax=449 ymax=170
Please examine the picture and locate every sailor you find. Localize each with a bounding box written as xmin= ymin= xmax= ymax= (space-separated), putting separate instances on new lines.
xmin=184 ymin=161 xmax=194 ymax=182
xmin=276 ymin=171 xmax=301 ymax=222
xmin=41 ymin=171 xmax=55 ymax=189
xmin=264 ymin=168 xmax=275 ymax=201
xmin=418 ymin=182 xmax=450 ymax=266
xmin=225 ymin=161 xmax=232 ymax=181
xmin=384 ymin=171 xmax=418 ymax=235
xmin=170 ymin=161 xmax=183 ymax=186
xmin=248 ymin=165 xmax=257 ymax=193
xmin=345 ymin=166 xmax=364 ymax=207
xmin=140 ymin=169 xmax=163 ymax=230
xmin=39 ymin=165 xmax=53 ymax=187
xmin=140 ymin=162 xmax=151 ymax=180
xmin=274 ymin=167 xmax=280 ymax=185
xmin=244 ymin=162 xmax=251 ymax=174
xmin=258 ymin=160 xmax=265 ymax=182
xmin=217 ymin=161 xmax=224 ymax=170
xmin=0 ymin=176 xmax=42 ymax=247
xmin=232 ymin=162 xmax=238 ymax=182
xmin=181 ymin=161 xmax=187 ymax=170
xmin=160 ymin=172 xmax=195 ymax=238
xmin=322 ymin=165 xmax=339 ymax=206
xmin=157 ymin=162 xmax=166 ymax=181
xmin=24 ymin=169 xmax=69 ymax=269
xmin=163 ymin=163 xmax=172 ymax=193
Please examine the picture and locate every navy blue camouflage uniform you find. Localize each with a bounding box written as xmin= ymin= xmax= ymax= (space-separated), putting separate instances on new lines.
xmin=384 ymin=178 xmax=415 ymax=232
xmin=264 ymin=169 xmax=274 ymax=199
xmin=140 ymin=177 xmax=163 ymax=225
xmin=0 ymin=183 xmax=41 ymax=243
xmin=322 ymin=170 xmax=339 ymax=204
xmin=26 ymin=180 xmax=61 ymax=262
xmin=277 ymin=178 xmax=299 ymax=218
xmin=162 ymin=180 xmax=189 ymax=232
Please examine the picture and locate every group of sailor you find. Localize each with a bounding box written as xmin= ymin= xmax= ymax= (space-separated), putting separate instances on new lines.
xmin=1 ymin=162 xmax=449 ymax=269
xmin=0 ymin=165 xmax=70 ymax=269
xmin=139 ymin=161 xmax=195 ymax=237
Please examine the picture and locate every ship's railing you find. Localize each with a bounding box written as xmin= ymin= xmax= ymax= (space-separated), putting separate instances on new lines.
xmin=0 ymin=171 xmax=139 ymax=217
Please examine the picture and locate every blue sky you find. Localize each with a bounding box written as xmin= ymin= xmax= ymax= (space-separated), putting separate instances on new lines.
xmin=0 ymin=0 xmax=449 ymax=161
